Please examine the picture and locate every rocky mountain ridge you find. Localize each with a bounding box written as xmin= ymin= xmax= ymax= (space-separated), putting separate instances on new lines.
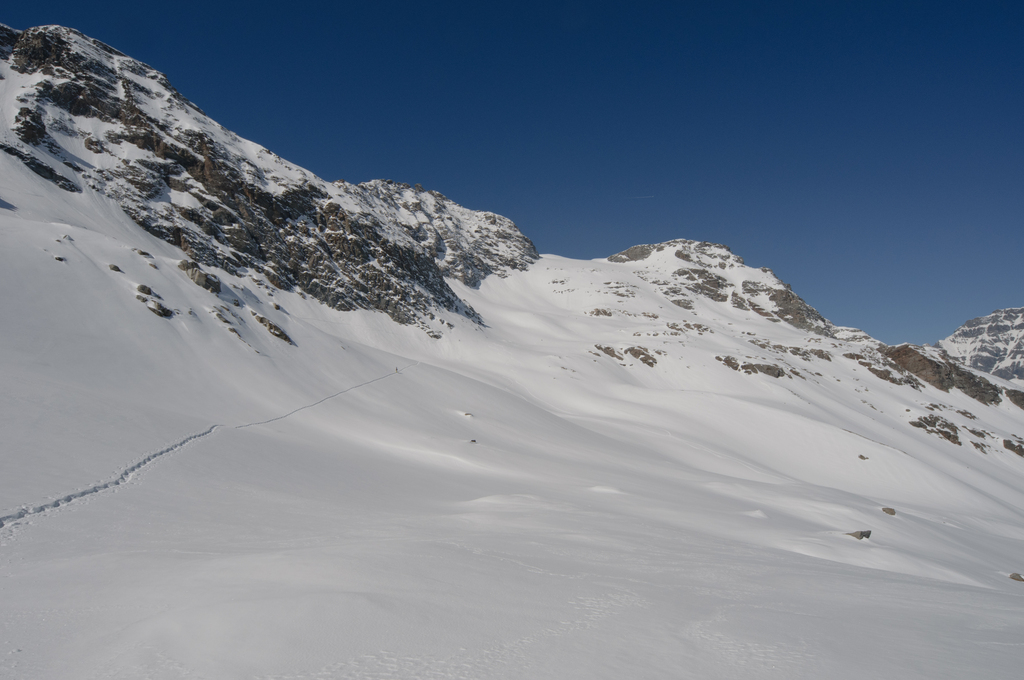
xmin=1 ymin=21 xmax=1020 ymax=429
xmin=939 ymin=307 xmax=1024 ymax=385
xmin=0 ymin=24 xmax=538 ymax=330
xmin=608 ymin=239 xmax=837 ymax=336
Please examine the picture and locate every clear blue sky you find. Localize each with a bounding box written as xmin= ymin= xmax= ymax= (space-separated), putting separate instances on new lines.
xmin=4 ymin=1 xmax=1021 ymax=344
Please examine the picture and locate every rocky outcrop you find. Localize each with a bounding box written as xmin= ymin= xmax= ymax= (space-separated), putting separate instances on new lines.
xmin=624 ymin=346 xmax=657 ymax=367
xmin=910 ymin=415 xmax=962 ymax=446
xmin=178 ymin=260 xmax=221 ymax=294
xmin=741 ymin=363 xmax=786 ymax=378
xmin=251 ymin=313 xmax=292 ymax=344
xmin=0 ymin=25 xmax=537 ymax=331
xmin=883 ymin=345 xmax=1002 ymax=406
xmin=939 ymin=308 xmax=1024 ymax=383
xmin=609 ymin=239 xmax=835 ymax=337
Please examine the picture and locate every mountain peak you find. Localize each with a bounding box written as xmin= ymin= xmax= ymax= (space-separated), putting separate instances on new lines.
xmin=0 ymin=24 xmax=537 ymax=331
xmin=608 ymin=238 xmax=835 ymax=336
xmin=939 ymin=307 xmax=1024 ymax=384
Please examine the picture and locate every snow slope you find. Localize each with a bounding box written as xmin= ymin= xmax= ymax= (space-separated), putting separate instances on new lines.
xmin=4 ymin=196 xmax=1024 ymax=678
xmin=2 ymin=24 xmax=1024 ymax=680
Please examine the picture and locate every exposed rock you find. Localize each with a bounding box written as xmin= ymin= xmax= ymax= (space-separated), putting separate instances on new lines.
xmin=1005 ymin=389 xmax=1024 ymax=411
xmin=741 ymin=363 xmax=785 ymax=378
xmin=625 ymin=346 xmax=657 ymax=367
xmin=882 ymin=507 xmax=896 ymax=516
xmin=611 ymin=240 xmax=836 ymax=337
xmin=749 ymin=338 xmax=832 ymax=362
xmin=1 ymin=25 xmax=537 ymax=332
xmin=716 ymin=355 xmax=740 ymax=371
xmin=136 ymin=284 xmax=153 ymax=296
xmin=847 ymin=530 xmax=871 ymax=540
xmin=910 ymin=415 xmax=961 ymax=446
xmin=252 ymin=312 xmax=292 ymax=344
xmin=939 ymin=307 xmax=1024 ymax=383
xmin=1004 ymin=440 xmax=1024 ymax=457
xmin=177 ymin=260 xmax=221 ymax=294
xmin=883 ymin=344 xmax=1002 ymax=405
xmin=108 ymin=264 xmax=122 ymax=272
xmin=767 ymin=287 xmax=831 ymax=335
xmin=595 ymin=345 xmax=623 ymax=360
xmin=1011 ymin=573 xmax=1024 ymax=582
xmin=138 ymin=296 xmax=172 ymax=317
xmin=677 ymin=268 xmax=732 ymax=302
xmin=607 ymin=243 xmax=658 ymax=262
xmin=0 ymin=142 xmax=80 ymax=192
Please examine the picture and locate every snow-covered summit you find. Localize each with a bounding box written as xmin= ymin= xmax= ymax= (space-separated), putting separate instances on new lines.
xmin=608 ymin=238 xmax=835 ymax=336
xmin=939 ymin=307 xmax=1024 ymax=385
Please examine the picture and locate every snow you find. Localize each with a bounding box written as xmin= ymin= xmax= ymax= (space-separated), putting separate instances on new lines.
xmin=3 ymin=172 xmax=1024 ymax=679
xmin=2 ymin=32 xmax=1024 ymax=677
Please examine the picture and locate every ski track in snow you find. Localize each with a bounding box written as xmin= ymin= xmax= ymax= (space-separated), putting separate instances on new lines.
xmin=0 ymin=363 xmax=419 ymax=539
xmin=0 ymin=425 xmax=221 ymax=532
xmin=236 ymin=361 xmax=419 ymax=430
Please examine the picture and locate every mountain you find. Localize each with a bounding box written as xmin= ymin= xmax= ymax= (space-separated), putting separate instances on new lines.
xmin=939 ymin=307 xmax=1024 ymax=385
xmin=3 ymin=24 xmax=1024 ymax=680
xmin=0 ymin=24 xmax=537 ymax=331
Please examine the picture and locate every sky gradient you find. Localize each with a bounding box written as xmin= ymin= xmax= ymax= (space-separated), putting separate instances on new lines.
xmin=4 ymin=1 xmax=1021 ymax=344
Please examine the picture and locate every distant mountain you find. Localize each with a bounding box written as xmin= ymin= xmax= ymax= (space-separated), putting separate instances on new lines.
xmin=3 ymin=23 xmax=1024 ymax=680
xmin=939 ymin=308 xmax=1024 ymax=384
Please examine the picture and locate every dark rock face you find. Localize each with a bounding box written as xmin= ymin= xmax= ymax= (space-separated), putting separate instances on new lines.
xmin=0 ymin=25 xmax=537 ymax=330
xmin=607 ymin=244 xmax=658 ymax=263
xmin=910 ymin=415 xmax=962 ymax=446
xmin=766 ymin=287 xmax=830 ymax=334
xmin=177 ymin=260 xmax=221 ymax=294
xmin=940 ymin=307 xmax=1024 ymax=383
xmin=0 ymin=142 xmax=80 ymax=192
xmin=741 ymin=363 xmax=785 ymax=378
xmin=252 ymin=313 xmax=293 ymax=344
xmin=677 ymin=268 xmax=731 ymax=302
xmin=883 ymin=345 xmax=1002 ymax=406
xmin=624 ymin=346 xmax=657 ymax=367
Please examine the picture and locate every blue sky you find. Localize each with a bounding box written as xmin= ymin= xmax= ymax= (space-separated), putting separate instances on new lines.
xmin=4 ymin=1 xmax=1021 ymax=344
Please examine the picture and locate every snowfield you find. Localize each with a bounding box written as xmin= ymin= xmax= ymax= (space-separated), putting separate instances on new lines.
xmin=2 ymin=180 xmax=1024 ymax=679
xmin=1 ymin=24 xmax=1023 ymax=680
